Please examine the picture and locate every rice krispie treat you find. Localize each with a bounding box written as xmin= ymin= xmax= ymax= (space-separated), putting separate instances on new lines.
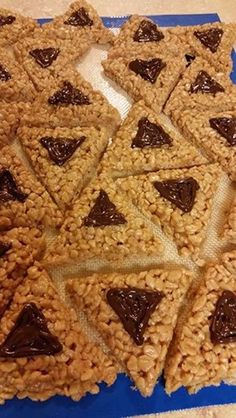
xmin=0 ymin=8 xmax=38 ymax=47
xmin=117 ymin=163 xmax=221 ymax=259
xmin=0 ymin=103 xmax=21 ymax=146
xmin=102 ymin=50 xmax=185 ymax=113
xmin=101 ymin=101 xmax=208 ymax=177
xmin=165 ymin=250 xmax=236 ymax=394
xmin=222 ymin=197 xmax=236 ymax=243
xmin=0 ymin=262 xmax=117 ymax=404
xmin=0 ymin=50 xmax=35 ymax=102
xmin=21 ymin=69 xmax=121 ymax=133
xmin=178 ymin=109 xmax=236 ymax=181
xmin=43 ymin=0 xmax=113 ymax=44
xmin=67 ymin=266 xmax=193 ymax=396
xmin=18 ymin=125 xmax=110 ymax=210
xmin=0 ymin=146 xmax=63 ymax=230
xmin=0 ymin=227 xmax=45 ymax=317
xmin=43 ymin=175 xmax=164 ymax=267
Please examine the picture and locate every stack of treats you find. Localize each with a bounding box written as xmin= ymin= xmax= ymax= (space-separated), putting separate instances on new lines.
xmin=0 ymin=0 xmax=235 ymax=405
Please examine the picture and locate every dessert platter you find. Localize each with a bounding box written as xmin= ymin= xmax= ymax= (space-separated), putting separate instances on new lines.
xmin=0 ymin=1 xmax=235 ymax=416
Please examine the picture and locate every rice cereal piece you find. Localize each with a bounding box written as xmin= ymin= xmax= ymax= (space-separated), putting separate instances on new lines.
xmin=21 ymin=69 xmax=121 ymax=133
xmin=43 ymin=175 xmax=164 ymax=267
xmin=102 ymin=50 xmax=185 ymax=113
xmin=100 ymin=100 xmax=208 ymax=178
xmin=67 ymin=266 xmax=193 ymax=396
xmin=0 ymin=103 xmax=21 ymax=146
xmin=0 ymin=262 xmax=117 ymax=404
xmin=164 ymin=250 xmax=236 ymax=394
xmin=178 ymin=109 xmax=236 ymax=181
xmin=0 ymin=8 xmax=38 ymax=47
xmin=0 ymin=146 xmax=63 ymax=230
xmin=222 ymin=197 xmax=236 ymax=243
xmin=18 ymin=125 xmax=110 ymax=210
xmin=0 ymin=50 xmax=36 ymax=102
xmin=164 ymin=57 xmax=236 ymax=123
xmin=43 ymin=0 xmax=113 ymax=44
xmin=117 ymin=163 xmax=222 ymax=260
xmin=0 ymin=227 xmax=45 ymax=317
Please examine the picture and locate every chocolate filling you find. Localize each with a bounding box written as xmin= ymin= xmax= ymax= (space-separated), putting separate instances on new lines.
xmin=185 ymin=53 xmax=196 ymax=67
xmin=64 ymin=7 xmax=93 ymax=27
xmin=48 ymin=81 xmax=90 ymax=106
xmin=0 ymin=15 xmax=15 ymax=26
xmin=0 ymin=169 xmax=28 ymax=203
xmin=0 ymin=241 xmax=12 ymax=257
xmin=131 ymin=117 xmax=173 ymax=148
xmin=209 ymin=117 xmax=236 ymax=146
xmin=40 ymin=136 xmax=86 ymax=165
xmin=29 ymin=47 xmax=60 ymax=68
xmin=210 ymin=290 xmax=236 ymax=344
xmin=133 ymin=20 xmax=164 ymax=43
xmin=190 ymin=70 xmax=225 ymax=95
xmin=0 ymin=64 xmax=11 ymax=82
xmin=194 ymin=28 xmax=223 ymax=53
xmin=129 ymin=58 xmax=166 ymax=84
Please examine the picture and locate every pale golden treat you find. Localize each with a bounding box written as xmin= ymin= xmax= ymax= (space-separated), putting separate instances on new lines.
xmin=222 ymin=197 xmax=236 ymax=243
xmin=21 ymin=69 xmax=121 ymax=133
xmin=0 ymin=50 xmax=36 ymax=102
xmin=178 ymin=109 xmax=236 ymax=181
xmin=43 ymin=175 xmax=164 ymax=267
xmin=18 ymin=125 xmax=110 ymax=210
xmin=117 ymin=163 xmax=221 ymax=259
xmin=0 ymin=103 xmax=21 ymax=146
xmin=165 ymin=250 xmax=236 ymax=394
xmin=0 ymin=227 xmax=45 ymax=317
xmin=67 ymin=266 xmax=193 ymax=396
xmin=164 ymin=57 xmax=236 ymax=123
xmin=43 ymin=0 xmax=113 ymax=44
xmin=102 ymin=50 xmax=185 ymax=114
xmin=0 ymin=146 xmax=63 ymax=230
xmin=0 ymin=8 xmax=38 ymax=47
xmin=0 ymin=262 xmax=117 ymax=404
xmin=101 ymin=101 xmax=208 ymax=178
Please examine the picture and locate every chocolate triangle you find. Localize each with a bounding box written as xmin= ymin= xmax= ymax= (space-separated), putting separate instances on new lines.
xmin=0 ymin=15 xmax=15 ymax=26
xmin=0 ymin=302 xmax=62 ymax=358
xmin=133 ymin=20 xmax=164 ymax=43
xmin=210 ymin=290 xmax=236 ymax=344
xmin=64 ymin=7 xmax=93 ymax=27
xmin=29 ymin=47 xmax=60 ymax=68
xmin=153 ymin=177 xmax=200 ymax=213
xmin=131 ymin=117 xmax=173 ymax=149
xmin=83 ymin=189 xmax=127 ymax=227
xmin=209 ymin=117 xmax=236 ymax=147
xmin=0 ymin=169 xmax=28 ymax=203
xmin=0 ymin=64 xmax=11 ymax=81
xmin=48 ymin=81 xmax=91 ymax=106
xmin=194 ymin=28 xmax=223 ymax=53
xmin=185 ymin=53 xmax=196 ymax=67
xmin=190 ymin=70 xmax=225 ymax=95
xmin=107 ymin=287 xmax=163 ymax=345
xmin=129 ymin=58 xmax=166 ymax=84
xmin=40 ymin=136 xmax=86 ymax=166
xmin=0 ymin=241 xmax=12 ymax=257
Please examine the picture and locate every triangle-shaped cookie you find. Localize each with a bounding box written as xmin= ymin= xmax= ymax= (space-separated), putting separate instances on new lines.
xmin=67 ymin=266 xmax=193 ymax=396
xmin=0 ymin=262 xmax=117 ymax=403
xmin=117 ymin=163 xmax=221 ymax=259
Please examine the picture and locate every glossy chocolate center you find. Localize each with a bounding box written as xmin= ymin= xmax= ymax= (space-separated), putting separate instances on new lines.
xmin=209 ymin=117 xmax=236 ymax=146
xmin=190 ymin=70 xmax=225 ymax=95
xmin=129 ymin=58 xmax=166 ymax=84
xmin=133 ymin=20 xmax=164 ymax=43
xmin=0 ymin=169 xmax=28 ymax=203
xmin=40 ymin=136 xmax=85 ymax=165
xmin=185 ymin=53 xmax=196 ymax=67
xmin=29 ymin=47 xmax=60 ymax=68
xmin=0 ymin=64 xmax=11 ymax=81
xmin=194 ymin=28 xmax=223 ymax=53
xmin=0 ymin=15 xmax=15 ymax=26
xmin=131 ymin=117 xmax=173 ymax=148
xmin=153 ymin=177 xmax=199 ymax=213
xmin=210 ymin=290 xmax=236 ymax=344
xmin=0 ymin=241 xmax=12 ymax=257
xmin=48 ymin=81 xmax=90 ymax=106
xmin=64 ymin=7 xmax=93 ymax=27
xmin=83 ymin=189 xmax=127 ymax=227
xmin=107 ymin=287 xmax=163 ymax=345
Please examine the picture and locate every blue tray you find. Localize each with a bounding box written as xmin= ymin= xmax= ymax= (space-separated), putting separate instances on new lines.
xmin=2 ymin=13 xmax=236 ymax=418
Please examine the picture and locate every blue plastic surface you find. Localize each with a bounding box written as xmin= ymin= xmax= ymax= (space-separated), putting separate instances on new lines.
xmin=2 ymin=13 xmax=236 ymax=418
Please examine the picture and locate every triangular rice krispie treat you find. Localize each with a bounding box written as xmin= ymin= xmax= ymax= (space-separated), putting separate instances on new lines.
xmin=177 ymin=109 xmax=236 ymax=181
xmin=0 ymin=8 xmax=38 ymax=47
xmin=101 ymin=101 xmax=208 ymax=177
xmin=0 ymin=102 xmax=21 ymax=146
xmin=0 ymin=262 xmax=117 ymax=404
xmin=21 ymin=69 xmax=121 ymax=133
xmin=102 ymin=49 xmax=185 ymax=113
xmin=43 ymin=175 xmax=164 ymax=266
xmin=164 ymin=57 xmax=236 ymax=125
xmin=18 ymin=125 xmax=110 ymax=210
xmin=222 ymin=197 xmax=236 ymax=243
xmin=0 ymin=50 xmax=36 ymax=102
xmin=165 ymin=250 xmax=236 ymax=394
xmin=43 ymin=0 xmax=113 ymax=44
xmin=0 ymin=146 xmax=63 ymax=230
xmin=117 ymin=163 xmax=221 ymax=259
xmin=67 ymin=266 xmax=193 ymax=396
xmin=0 ymin=227 xmax=44 ymax=317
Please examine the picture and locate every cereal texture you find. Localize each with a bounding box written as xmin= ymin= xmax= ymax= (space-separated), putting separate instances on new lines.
xmin=117 ymin=164 xmax=222 ymax=260
xmin=0 ymin=103 xmax=21 ymax=146
xmin=0 ymin=8 xmax=38 ymax=47
xmin=18 ymin=125 xmax=110 ymax=210
xmin=0 ymin=146 xmax=63 ymax=230
xmin=67 ymin=267 xmax=193 ymax=396
xmin=100 ymin=101 xmax=208 ymax=178
xmin=43 ymin=175 xmax=164 ymax=267
xmin=0 ymin=262 xmax=117 ymax=404
xmin=164 ymin=250 xmax=236 ymax=394
xmin=222 ymin=197 xmax=236 ymax=243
